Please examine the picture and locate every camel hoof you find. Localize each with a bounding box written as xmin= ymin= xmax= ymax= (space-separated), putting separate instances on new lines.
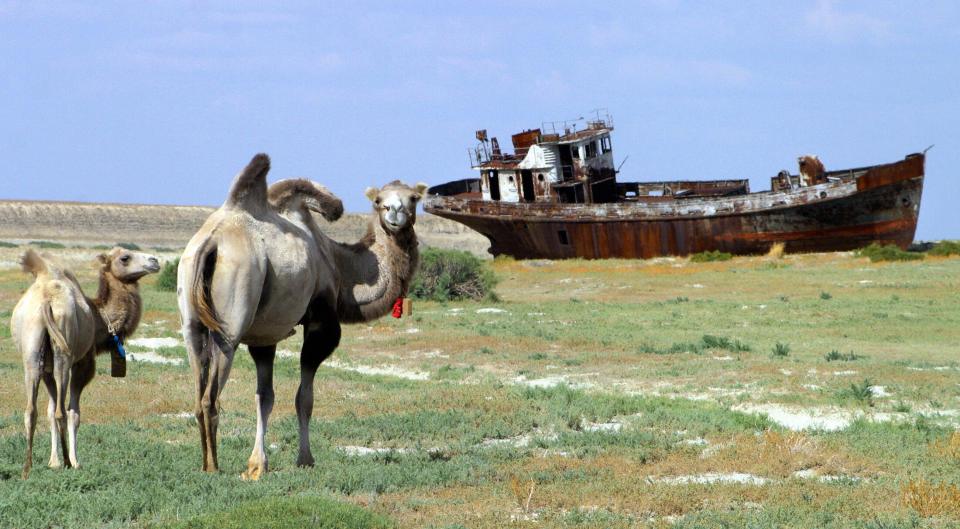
xmin=241 ymin=462 xmax=265 ymax=481
xmin=296 ymin=454 xmax=315 ymax=468
xmin=48 ymin=461 xmax=62 ymax=470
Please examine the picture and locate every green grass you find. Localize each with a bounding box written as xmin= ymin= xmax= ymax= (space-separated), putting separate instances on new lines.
xmin=1 ymin=249 xmax=959 ymax=527
xmin=116 ymin=242 xmax=142 ymax=250
xmin=0 ymin=241 xmax=17 ymax=248
xmin=153 ymin=495 xmax=394 ymax=529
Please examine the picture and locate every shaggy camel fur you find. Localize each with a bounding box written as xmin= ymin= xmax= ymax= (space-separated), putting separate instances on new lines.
xmin=178 ymin=154 xmax=426 ymax=479
xmin=12 ymin=248 xmax=160 ymax=478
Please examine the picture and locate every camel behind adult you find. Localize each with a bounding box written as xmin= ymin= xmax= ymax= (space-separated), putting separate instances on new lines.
xmin=13 ymin=248 xmax=159 ymax=478
xmin=178 ymin=154 xmax=426 ymax=479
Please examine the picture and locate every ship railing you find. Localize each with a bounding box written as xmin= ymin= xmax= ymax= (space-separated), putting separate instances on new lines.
xmin=541 ymin=110 xmax=613 ymax=137
xmin=468 ymin=146 xmax=491 ymax=167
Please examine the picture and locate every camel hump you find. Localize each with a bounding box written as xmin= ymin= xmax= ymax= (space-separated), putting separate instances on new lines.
xmin=268 ymin=178 xmax=344 ymax=221
xmin=225 ymin=153 xmax=271 ymax=212
xmin=19 ymin=249 xmax=49 ymax=276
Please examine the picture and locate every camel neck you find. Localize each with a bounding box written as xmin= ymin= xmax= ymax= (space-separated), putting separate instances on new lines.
xmin=94 ymin=272 xmax=143 ymax=338
xmin=336 ymin=218 xmax=418 ymax=323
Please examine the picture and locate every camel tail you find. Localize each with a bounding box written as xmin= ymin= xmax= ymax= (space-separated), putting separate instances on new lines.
xmin=19 ymin=249 xmax=48 ymax=276
xmin=42 ymin=302 xmax=69 ymax=353
xmin=224 ymin=153 xmax=271 ymax=213
xmin=189 ymin=237 xmax=225 ymax=336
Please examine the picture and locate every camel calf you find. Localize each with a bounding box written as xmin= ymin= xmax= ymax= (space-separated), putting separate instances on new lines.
xmin=12 ymin=248 xmax=159 ymax=478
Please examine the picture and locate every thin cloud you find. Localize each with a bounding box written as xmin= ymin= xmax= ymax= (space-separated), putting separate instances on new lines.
xmin=618 ymin=56 xmax=755 ymax=88
xmin=805 ymin=0 xmax=890 ymax=40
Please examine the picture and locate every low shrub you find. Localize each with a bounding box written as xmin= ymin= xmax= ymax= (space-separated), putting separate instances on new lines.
xmin=838 ymin=378 xmax=875 ymax=407
xmin=766 ymin=242 xmax=785 ymax=259
xmin=156 ymin=257 xmax=179 ymax=292
xmin=857 ymin=243 xmax=923 ymax=262
xmin=29 ymin=240 xmax=65 ymax=249
xmin=702 ymin=334 xmax=751 ymax=352
xmin=116 ymin=242 xmax=142 ymax=250
xmin=639 ymin=334 xmax=750 ymax=355
xmin=770 ymin=342 xmax=791 ymax=358
xmin=409 ymin=247 xmax=498 ymax=302
xmin=0 ymin=241 xmax=17 ymax=248
xmin=689 ymin=250 xmax=733 ymax=262
xmin=928 ymin=240 xmax=960 ymax=257
xmin=824 ymin=350 xmax=865 ymax=362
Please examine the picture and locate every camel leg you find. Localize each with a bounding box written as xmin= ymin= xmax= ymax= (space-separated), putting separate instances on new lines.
xmin=242 ymin=345 xmax=276 ymax=481
xmin=296 ymin=316 xmax=341 ymax=467
xmin=199 ymin=334 xmax=237 ymax=472
xmin=185 ymin=324 xmax=212 ymax=471
xmin=41 ymin=374 xmax=62 ymax=469
xmin=66 ymin=352 xmax=95 ymax=469
xmin=22 ymin=363 xmax=41 ymax=479
xmin=51 ymin=353 xmax=71 ymax=469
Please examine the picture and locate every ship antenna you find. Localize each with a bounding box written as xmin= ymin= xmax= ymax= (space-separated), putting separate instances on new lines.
xmin=923 ymin=144 xmax=935 ymax=154
xmin=616 ymin=155 xmax=629 ymax=173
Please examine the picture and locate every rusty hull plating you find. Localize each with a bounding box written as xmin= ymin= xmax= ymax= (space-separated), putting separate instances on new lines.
xmin=424 ymin=115 xmax=925 ymax=259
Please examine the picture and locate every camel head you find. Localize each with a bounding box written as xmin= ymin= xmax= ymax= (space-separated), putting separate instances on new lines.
xmin=365 ymin=181 xmax=429 ymax=233
xmin=97 ymin=247 xmax=161 ymax=283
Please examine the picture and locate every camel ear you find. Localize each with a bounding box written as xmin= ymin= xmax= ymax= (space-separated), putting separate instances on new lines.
xmin=365 ymin=187 xmax=379 ymax=202
xmin=97 ymin=253 xmax=111 ymax=265
xmin=414 ymin=182 xmax=428 ymax=196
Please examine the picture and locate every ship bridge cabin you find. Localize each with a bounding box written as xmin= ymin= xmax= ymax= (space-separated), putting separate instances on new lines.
xmin=470 ymin=114 xmax=618 ymax=204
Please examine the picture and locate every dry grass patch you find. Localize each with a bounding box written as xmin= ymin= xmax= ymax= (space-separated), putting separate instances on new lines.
xmin=902 ymin=479 xmax=960 ymax=518
xmin=641 ymin=430 xmax=876 ymax=481
xmin=930 ymin=431 xmax=960 ymax=461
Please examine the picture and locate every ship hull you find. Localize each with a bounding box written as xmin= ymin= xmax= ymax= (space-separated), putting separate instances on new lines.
xmin=424 ymin=155 xmax=924 ymax=259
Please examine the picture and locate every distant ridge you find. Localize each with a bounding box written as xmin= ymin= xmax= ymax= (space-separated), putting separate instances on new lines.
xmin=0 ymin=199 xmax=490 ymax=256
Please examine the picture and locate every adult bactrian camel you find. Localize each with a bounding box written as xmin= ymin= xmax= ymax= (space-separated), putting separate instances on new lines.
xmin=12 ymin=247 xmax=160 ymax=478
xmin=177 ymin=154 xmax=426 ymax=479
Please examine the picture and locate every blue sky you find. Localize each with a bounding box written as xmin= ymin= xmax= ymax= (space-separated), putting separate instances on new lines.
xmin=1 ymin=1 xmax=957 ymax=240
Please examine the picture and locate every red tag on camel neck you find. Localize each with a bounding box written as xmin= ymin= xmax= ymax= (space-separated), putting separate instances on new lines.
xmin=392 ymin=297 xmax=404 ymax=318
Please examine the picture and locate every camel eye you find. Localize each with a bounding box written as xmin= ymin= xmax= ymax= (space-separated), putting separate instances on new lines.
xmin=120 ymin=255 xmax=131 ymax=264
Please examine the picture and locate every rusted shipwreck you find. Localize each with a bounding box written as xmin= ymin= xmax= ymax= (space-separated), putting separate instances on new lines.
xmin=423 ymin=113 xmax=925 ymax=259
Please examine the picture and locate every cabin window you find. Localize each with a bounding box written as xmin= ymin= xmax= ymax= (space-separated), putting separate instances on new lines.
xmin=537 ymin=174 xmax=544 ymax=182
xmin=585 ymin=141 xmax=598 ymax=159
xmin=571 ymin=145 xmax=581 ymax=160
xmin=558 ymin=230 xmax=569 ymax=245
xmin=601 ymin=136 xmax=611 ymax=153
